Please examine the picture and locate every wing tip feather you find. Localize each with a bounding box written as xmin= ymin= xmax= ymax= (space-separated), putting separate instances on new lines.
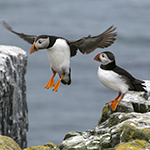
xmin=1 ymin=21 xmax=13 ymax=32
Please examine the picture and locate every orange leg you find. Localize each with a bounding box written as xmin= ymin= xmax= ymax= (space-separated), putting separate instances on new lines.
xmin=53 ymin=75 xmax=65 ymax=92
xmin=111 ymin=94 xmax=124 ymax=111
xmin=45 ymin=73 xmax=56 ymax=89
xmin=106 ymin=92 xmax=121 ymax=104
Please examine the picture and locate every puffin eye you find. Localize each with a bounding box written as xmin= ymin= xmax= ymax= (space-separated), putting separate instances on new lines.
xmin=38 ymin=40 xmax=42 ymax=44
xmin=102 ymin=54 xmax=105 ymax=58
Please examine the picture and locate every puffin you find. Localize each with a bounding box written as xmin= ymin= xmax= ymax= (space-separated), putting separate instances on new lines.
xmin=94 ymin=51 xmax=147 ymax=111
xmin=2 ymin=22 xmax=117 ymax=91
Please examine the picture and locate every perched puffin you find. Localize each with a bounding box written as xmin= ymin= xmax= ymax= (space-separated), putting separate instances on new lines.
xmin=2 ymin=22 xmax=117 ymax=91
xmin=94 ymin=51 xmax=147 ymax=111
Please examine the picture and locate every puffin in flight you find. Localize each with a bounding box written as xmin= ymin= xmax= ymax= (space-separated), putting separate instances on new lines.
xmin=94 ymin=51 xmax=147 ymax=111
xmin=2 ymin=22 xmax=117 ymax=91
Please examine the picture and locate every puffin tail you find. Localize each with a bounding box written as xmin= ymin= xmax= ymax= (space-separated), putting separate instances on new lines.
xmin=61 ymin=73 xmax=71 ymax=85
xmin=132 ymin=79 xmax=147 ymax=92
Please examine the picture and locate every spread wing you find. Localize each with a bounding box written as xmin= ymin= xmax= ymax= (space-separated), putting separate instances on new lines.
xmin=68 ymin=25 xmax=117 ymax=57
xmin=2 ymin=21 xmax=37 ymax=44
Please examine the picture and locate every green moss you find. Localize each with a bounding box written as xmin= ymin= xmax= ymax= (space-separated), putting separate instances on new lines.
xmin=24 ymin=145 xmax=52 ymax=150
xmin=0 ymin=145 xmax=10 ymax=150
xmin=116 ymin=143 xmax=142 ymax=150
xmin=98 ymin=104 xmax=109 ymax=125
xmin=24 ymin=142 xmax=60 ymax=150
xmin=116 ymin=140 xmax=150 ymax=150
xmin=44 ymin=142 xmax=59 ymax=150
xmin=0 ymin=135 xmax=21 ymax=150
xmin=102 ymin=104 xmax=109 ymax=115
xmin=120 ymin=122 xmax=150 ymax=142
xmin=129 ymin=130 xmax=134 ymax=138
xmin=141 ymin=128 xmax=150 ymax=139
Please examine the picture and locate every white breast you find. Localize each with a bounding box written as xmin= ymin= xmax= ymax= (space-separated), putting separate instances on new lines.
xmin=46 ymin=38 xmax=70 ymax=75
xmin=97 ymin=66 xmax=129 ymax=94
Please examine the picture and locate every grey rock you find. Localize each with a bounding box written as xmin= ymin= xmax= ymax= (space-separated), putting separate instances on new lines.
xmin=0 ymin=135 xmax=22 ymax=150
xmin=60 ymin=81 xmax=150 ymax=150
xmin=0 ymin=45 xmax=28 ymax=149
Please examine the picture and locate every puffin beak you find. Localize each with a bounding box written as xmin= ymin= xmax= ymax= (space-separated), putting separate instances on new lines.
xmin=30 ymin=42 xmax=39 ymax=54
xmin=94 ymin=53 xmax=101 ymax=62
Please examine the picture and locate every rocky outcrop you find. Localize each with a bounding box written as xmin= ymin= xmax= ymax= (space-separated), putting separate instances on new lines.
xmin=0 ymin=135 xmax=21 ymax=150
xmin=0 ymin=135 xmax=59 ymax=150
xmin=60 ymin=81 xmax=150 ymax=150
xmin=0 ymin=45 xmax=28 ymax=149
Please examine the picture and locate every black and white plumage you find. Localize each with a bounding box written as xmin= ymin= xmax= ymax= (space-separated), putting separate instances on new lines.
xmin=94 ymin=51 xmax=147 ymax=111
xmin=2 ymin=21 xmax=117 ymax=91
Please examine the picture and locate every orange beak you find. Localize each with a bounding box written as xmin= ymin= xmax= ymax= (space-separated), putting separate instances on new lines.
xmin=30 ymin=42 xmax=39 ymax=54
xmin=94 ymin=53 xmax=101 ymax=62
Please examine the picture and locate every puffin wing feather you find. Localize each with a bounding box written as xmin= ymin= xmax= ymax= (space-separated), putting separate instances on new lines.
xmin=2 ymin=21 xmax=37 ymax=44
xmin=2 ymin=22 xmax=117 ymax=57
xmin=113 ymin=66 xmax=146 ymax=92
xmin=68 ymin=25 xmax=117 ymax=56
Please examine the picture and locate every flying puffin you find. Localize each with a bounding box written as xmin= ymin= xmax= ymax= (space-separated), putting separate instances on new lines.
xmin=2 ymin=22 xmax=117 ymax=91
xmin=94 ymin=51 xmax=147 ymax=111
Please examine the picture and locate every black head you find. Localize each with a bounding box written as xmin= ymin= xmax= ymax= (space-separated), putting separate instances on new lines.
xmin=35 ymin=35 xmax=59 ymax=49
xmin=30 ymin=35 xmax=59 ymax=53
xmin=94 ymin=51 xmax=115 ymax=65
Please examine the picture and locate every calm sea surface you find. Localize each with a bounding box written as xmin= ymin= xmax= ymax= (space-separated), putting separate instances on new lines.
xmin=0 ymin=0 xmax=150 ymax=147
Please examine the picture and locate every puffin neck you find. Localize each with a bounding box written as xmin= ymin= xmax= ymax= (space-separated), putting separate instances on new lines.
xmin=100 ymin=61 xmax=116 ymax=70
xmin=47 ymin=36 xmax=59 ymax=48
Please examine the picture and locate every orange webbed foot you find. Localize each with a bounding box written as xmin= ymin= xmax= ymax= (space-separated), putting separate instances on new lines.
xmin=111 ymin=95 xmax=124 ymax=111
xmin=53 ymin=82 xmax=61 ymax=92
xmin=53 ymin=75 xmax=65 ymax=92
xmin=106 ymin=92 xmax=121 ymax=104
xmin=45 ymin=73 xmax=56 ymax=89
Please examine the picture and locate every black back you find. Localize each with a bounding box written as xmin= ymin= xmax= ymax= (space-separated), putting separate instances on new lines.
xmin=100 ymin=61 xmax=146 ymax=92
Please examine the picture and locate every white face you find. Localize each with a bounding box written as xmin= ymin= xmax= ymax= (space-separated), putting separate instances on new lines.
xmin=35 ymin=37 xmax=49 ymax=49
xmin=99 ymin=53 xmax=113 ymax=65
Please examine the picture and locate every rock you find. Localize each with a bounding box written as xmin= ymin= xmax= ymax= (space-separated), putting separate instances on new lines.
xmin=115 ymin=139 xmax=150 ymax=150
xmin=0 ymin=135 xmax=21 ymax=150
xmin=0 ymin=135 xmax=60 ymax=150
xmin=60 ymin=80 xmax=150 ymax=150
xmin=0 ymin=45 xmax=28 ymax=149
xmin=0 ymin=134 xmax=60 ymax=150
xmin=24 ymin=142 xmax=60 ymax=150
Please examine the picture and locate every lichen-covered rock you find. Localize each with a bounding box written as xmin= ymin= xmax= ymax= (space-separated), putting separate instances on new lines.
xmin=44 ymin=142 xmax=60 ymax=150
xmin=60 ymin=112 xmax=150 ymax=150
xmin=24 ymin=142 xmax=60 ymax=150
xmin=0 ymin=135 xmax=21 ymax=150
xmin=0 ymin=45 xmax=28 ymax=148
xmin=60 ymin=81 xmax=150 ymax=150
xmin=115 ymin=139 xmax=150 ymax=150
xmin=24 ymin=146 xmax=54 ymax=150
xmin=0 ymin=135 xmax=60 ymax=150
